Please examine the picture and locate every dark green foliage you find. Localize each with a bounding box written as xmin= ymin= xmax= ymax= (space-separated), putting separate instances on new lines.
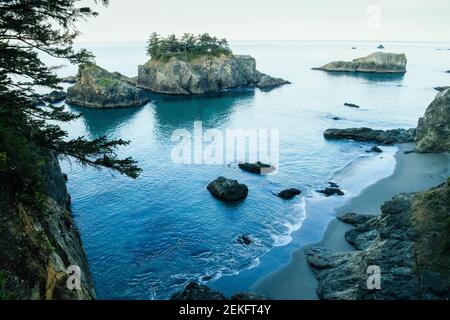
xmin=147 ymin=32 xmax=231 ymax=61
xmin=0 ymin=1 xmax=141 ymax=203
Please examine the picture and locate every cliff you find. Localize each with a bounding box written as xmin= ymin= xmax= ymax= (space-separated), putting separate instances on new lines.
xmin=0 ymin=151 xmax=95 ymax=300
xmin=313 ymin=52 xmax=407 ymax=74
xmin=306 ymin=179 xmax=450 ymax=300
xmin=416 ymin=88 xmax=450 ymax=153
xmin=137 ymin=54 xmax=290 ymax=95
xmin=66 ymin=64 xmax=149 ymax=108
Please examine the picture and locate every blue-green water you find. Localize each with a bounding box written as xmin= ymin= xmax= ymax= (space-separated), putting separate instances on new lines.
xmin=54 ymin=41 xmax=449 ymax=299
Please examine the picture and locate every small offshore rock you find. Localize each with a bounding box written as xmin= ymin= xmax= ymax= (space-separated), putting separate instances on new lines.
xmin=207 ymin=177 xmax=248 ymax=202
xmin=277 ymin=188 xmax=301 ymax=199
xmin=369 ymin=146 xmax=383 ymax=153
xmin=377 ymin=44 xmax=385 ymax=49
xmin=319 ymin=187 xmax=344 ymax=196
xmin=42 ymin=90 xmax=67 ymax=103
xmin=238 ymin=161 xmax=275 ymax=175
xmin=344 ymin=103 xmax=360 ymax=108
xmin=60 ymin=75 xmax=78 ymax=84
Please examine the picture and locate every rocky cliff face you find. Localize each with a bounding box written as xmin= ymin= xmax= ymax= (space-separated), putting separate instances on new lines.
xmin=306 ymin=179 xmax=450 ymax=300
xmin=0 ymin=151 xmax=95 ymax=300
xmin=416 ymin=88 xmax=450 ymax=153
xmin=314 ymin=52 xmax=407 ymax=74
xmin=67 ymin=64 xmax=149 ymax=108
xmin=137 ymin=54 xmax=290 ymax=95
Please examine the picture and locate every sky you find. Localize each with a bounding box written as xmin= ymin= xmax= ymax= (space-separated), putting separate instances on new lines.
xmin=76 ymin=0 xmax=450 ymax=42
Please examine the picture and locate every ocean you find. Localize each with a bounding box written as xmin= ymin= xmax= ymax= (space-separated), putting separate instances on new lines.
xmin=53 ymin=40 xmax=449 ymax=299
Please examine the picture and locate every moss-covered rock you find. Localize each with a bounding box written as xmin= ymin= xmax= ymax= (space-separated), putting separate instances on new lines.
xmin=66 ymin=64 xmax=149 ymax=108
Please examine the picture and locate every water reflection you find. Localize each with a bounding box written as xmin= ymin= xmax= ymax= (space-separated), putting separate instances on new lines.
xmin=325 ymin=71 xmax=405 ymax=84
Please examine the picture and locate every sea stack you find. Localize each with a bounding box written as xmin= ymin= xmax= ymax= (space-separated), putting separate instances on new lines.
xmin=416 ymin=88 xmax=450 ymax=153
xmin=66 ymin=64 xmax=149 ymax=108
xmin=313 ymin=52 xmax=407 ymax=74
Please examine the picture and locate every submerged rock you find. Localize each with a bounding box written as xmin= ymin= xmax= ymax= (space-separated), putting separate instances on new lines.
xmin=238 ymin=162 xmax=275 ymax=175
xmin=313 ymin=52 xmax=407 ymax=74
xmin=277 ymin=188 xmax=301 ymax=199
xmin=207 ymin=177 xmax=248 ymax=202
xmin=42 ymin=90 xmax=67 ymax=103
xmin=137 ymin=54 xmax=290 ymax=95
xmin=307 ymin=180 xmax=450 ymax=300
xmin=344 ymin=103 xmax=361 ymax=108
xmin=416 ymin=88 xmax=450 ymax=152
xmin=237 ymin=235 xmax=252 ymax=245
xmin=323 ymin=127 xmax=416 ymax=144
xmin=66 ymin=64 xmax=150 ymax=108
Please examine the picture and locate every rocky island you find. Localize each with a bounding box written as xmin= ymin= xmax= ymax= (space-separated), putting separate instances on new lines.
xmin=313 ymin=52 xmax=407 ymax=74
xmin=136 ymin=33 xmax=290 ymax=95
xmin=66 ymin=64 xmax=149 ymax=108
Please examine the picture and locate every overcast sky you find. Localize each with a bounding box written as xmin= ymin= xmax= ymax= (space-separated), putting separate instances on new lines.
xmin=76 ymin=0 xmax=450 ymax=42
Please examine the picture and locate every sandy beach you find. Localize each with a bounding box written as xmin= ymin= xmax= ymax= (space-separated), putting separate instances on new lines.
xmin=252 ymin=143 xmax=450 ymax=299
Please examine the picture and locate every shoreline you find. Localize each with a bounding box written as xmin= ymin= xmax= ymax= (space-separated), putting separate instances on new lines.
xmin=252 ymin=143 xmax=450 ymax=299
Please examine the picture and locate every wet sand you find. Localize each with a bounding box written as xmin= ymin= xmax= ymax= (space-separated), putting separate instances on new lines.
xmin=252 ymin=143 xmax=450 ymax=299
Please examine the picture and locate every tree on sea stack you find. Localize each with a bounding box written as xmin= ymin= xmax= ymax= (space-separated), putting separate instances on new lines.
xmin=0 ymin=1 xmax=141 ymax=200
xmin=146 ymin=32 xmax=231 ymax=60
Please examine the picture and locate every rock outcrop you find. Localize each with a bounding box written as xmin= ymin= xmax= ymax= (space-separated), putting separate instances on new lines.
xmin=306 ymin=180 xmax=450 ymax=300
xmin=171 ymin=282 xmax=271 ymax=300
xmin=0 ymin=151 xmax=95 ymax=300
xmin=207 ymin=177 xmax=248 ymax=202
xmin=323 ymin=127 xmax=416 ymax=144
xmin=313 ymin=52 xmax=407 ymax=74
xmin=434 ymin=86 xmax=450 ymax=92
xmin=66 ymin=64 xmax=149 ymax=108
xmin=137 ymin=54 xmax=290 ymax=95
xmin=43 ymin=90 xmax=67 ymax=104
xmin=416 ymin=88 xmax=450 ymax=153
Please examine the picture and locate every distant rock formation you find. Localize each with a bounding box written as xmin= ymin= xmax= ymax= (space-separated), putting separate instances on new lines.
xmin=377 ymin=44 xmax=385 ymax=49
xmin=207 ymin=177 xmax=248 ymax=202
xmin=344 ymin=103 xmax=361 ymax=108
xmin=416 ymin=88 xmax=450 ymax=152
xmin=137 ymin=54 xmax=290 ymax=95
xmin=323 ymin=127 xmax=416 ymax=144
xmin=313 ymin=52 xmax=407 ymax=74
xmin=66 ymin=64 xmax=149 ymax=108
xmin=60 ymin=75 xmax=78 ymax=84
xmin=306 ymin=179 xmax=450 ymax=300
xmin=42 ymin=90 xmax=67 ymax=103
xmin=171 ymin=282 xmax=271 ymax=300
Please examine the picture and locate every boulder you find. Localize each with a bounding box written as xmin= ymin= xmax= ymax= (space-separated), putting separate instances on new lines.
xmin=207 ymin=177 xmax=248 ymax=202
xmin=137 ymin=54 xmax=290 ymax=95
xmin=416 ymin=89 xmax=450 ymax=152
xmin=344 ymin=103 xmax=360 ymax=108
xmin=323 ymin=127 xmax=416 ymax=144
xmin=369 ymin=146 xmax=383 ymax=153
xmin=313 ymin=52 xmax=407 ymax=74
xmin=277 ymin=188 xmax=301 ymax=199
xmin=318 ymin=187 xmax=344 ymax=196
xmin=66 ymin=64 xmax=150 ymax=108
xmin=238 ymin=162 xmax=275 ymax=175
xmin=42 ymin=90 xmax=67 ymax=103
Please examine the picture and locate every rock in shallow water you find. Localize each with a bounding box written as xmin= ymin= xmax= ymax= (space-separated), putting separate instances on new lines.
xmin=323 ymin=127 xmax=416 ymax=144
xmin=207 ymin=177 xmax=248 ymax=202
xmin=238 ymin=162 xmax=275 ymax=175
xmin=42 ymin=90 xmax=67 ymax=103
xmin=313 ymin=52 xmax=407 ymax=74
xmin=318 ymin=187 xmax=344 ymax=196
xmin=344 ymin=103 xmax=361 ymax=108
xmin=237 ymin=235 xmax=252 ymax=245
xmin=277 ymin=188 xmax=301 ymax=199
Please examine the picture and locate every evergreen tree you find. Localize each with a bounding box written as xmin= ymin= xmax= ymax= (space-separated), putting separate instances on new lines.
xmin=0 ymin=0 xmax=141 ymax=200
